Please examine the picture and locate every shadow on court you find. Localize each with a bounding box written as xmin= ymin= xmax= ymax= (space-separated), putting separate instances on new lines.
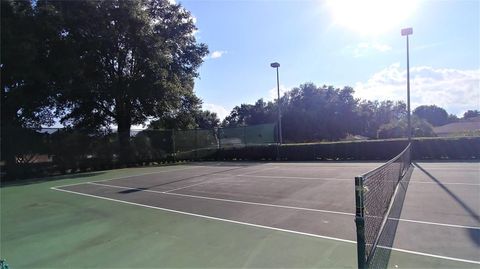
xmin=112 ymin=163 xmax=263 ymax=193
xmin=369 ymin=165 xmax=414 ymax=269
xmin=414 ymin=162 xmax=480 ymax=247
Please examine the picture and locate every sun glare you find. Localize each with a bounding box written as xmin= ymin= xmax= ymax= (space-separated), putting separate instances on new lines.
xmin=327 ymin=0 xmax=419 ymax=36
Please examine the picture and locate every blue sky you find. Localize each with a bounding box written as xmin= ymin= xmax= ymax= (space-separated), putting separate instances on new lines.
xmin=177 ymin=0 xmax=479 ymax=119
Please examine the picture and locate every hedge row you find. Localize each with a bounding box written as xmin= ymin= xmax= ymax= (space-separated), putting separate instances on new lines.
xmin=210 ymin=137 xmax=480 ymax=161
xmin=3 ymin=136 xmax=478 ymax=180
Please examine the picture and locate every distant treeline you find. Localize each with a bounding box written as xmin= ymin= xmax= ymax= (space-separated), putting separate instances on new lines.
xmin=220 ymin=83 xmax=479 ymax=142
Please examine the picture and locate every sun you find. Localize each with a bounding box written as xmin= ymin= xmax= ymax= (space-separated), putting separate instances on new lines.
xmin=327 ymin=0 xmax=419 ymax=36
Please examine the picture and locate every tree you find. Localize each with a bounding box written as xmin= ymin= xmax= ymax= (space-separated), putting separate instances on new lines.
xmin=149 ymin=108 xmax=220 ymax=130
xmin=355 ymin=100 xmax=406 ymax=138
xmin=45 ymin=0 xmax=208 ymax=163
xmin=222 ymin=99 xmax=276 ymax=127
xmin=463 ymin=110 xmax=480 ymax=119
xmin=281 ymin=84 xmax=358 ymax=141
xmin=413 ymin=105 xmax=449 ymax=126
xmin=1 ymin=1 xmax=63 ymax=170
xmin=377 ymin=115 xmax=435 ymax=139
xmin=148 ymin=93 xmax=202 ymax=130
xmin=447 ymin=114 xmax=459 ymax=123
xmin=195 ymin=110 xmax=220 ymax=129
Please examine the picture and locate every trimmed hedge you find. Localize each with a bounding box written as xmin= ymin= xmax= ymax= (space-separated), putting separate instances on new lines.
xmin=213 ymin=137 xmax=480 ymax=161
xmin=411 ymin=137 xmax=480 ymax=160
xmin=3 ymin=136 xmax=478 ymax=180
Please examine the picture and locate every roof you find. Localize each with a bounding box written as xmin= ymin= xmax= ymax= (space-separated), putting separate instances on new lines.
xmin=433 ymin=116 xmax=480 ymax=135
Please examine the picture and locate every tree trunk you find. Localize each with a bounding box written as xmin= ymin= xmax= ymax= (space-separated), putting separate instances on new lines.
xmin=116 ymin=98 xmax=132 ymax=166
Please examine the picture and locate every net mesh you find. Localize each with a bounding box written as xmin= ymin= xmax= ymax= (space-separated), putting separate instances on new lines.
xmin=355 ymin=143 xmax=411 ymax=267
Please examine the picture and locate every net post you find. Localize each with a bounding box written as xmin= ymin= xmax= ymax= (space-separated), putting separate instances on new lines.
xmin=355 ymin=176 xmax=367 ymax=269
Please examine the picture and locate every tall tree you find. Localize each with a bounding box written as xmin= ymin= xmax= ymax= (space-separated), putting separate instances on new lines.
xmin=413 ymin=105 xmax=449 ymax=126
xmin=1 ymin=1 xmax=63 ymax=170
xmin=222 ymin=99 xmax=276 ymax=127
xmin=282 ymin=84 xmax=358 ymax=141
xmin=356 ymin=100 xmax=407 ymax=138
xmin=1 ymin=1 xmax=60 ymax=129
xmin=149 ymin=107 xmax=220 ymax=130
xmin=195 ymin=110 xmax=220 ymax=129
xmin=47 ymin=0 xmax=208 ymax=162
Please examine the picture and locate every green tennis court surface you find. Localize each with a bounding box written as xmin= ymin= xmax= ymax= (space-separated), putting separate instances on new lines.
xmin=1 ymin=162 xmax=479 ymax=268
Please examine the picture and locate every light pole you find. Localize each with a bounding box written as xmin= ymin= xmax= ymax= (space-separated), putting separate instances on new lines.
xmin=401 ymin=27 xmax=413 ymax=143
xmin=270 ymin=62 xmax=283 ymax=145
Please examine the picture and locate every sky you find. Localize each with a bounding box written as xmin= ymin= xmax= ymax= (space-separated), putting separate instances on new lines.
xmin=177 ymin=0 xmax=480 ymax=120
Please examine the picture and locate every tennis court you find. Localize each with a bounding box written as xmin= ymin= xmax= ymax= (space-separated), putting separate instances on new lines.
xmin=2 ymin=159 xmax=479 ymax=268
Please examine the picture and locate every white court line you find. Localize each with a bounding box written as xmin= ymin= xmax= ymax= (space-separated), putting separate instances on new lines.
xmin=236 ymin=166 xmax=279 ymax=176
xmin=378 ymin=246 xmax=480 ymax=265
xmin=389 ymin=218 xmax=480 ymax=230
xmin=410 ymin=181 xmax=480 ymax=186
xmin=50 ymin=186 xmax=480 ymax=265
xmin=163 ymin=165 xmax=281 ymax=192
xmin=52 ymin=165 xmax=220 ymax=189
xmin=262 ymin=163 xmax=383 ymax=168
xmin=411 ymin=167 xmax=479 ymax=171
xmin=231 ymin=174 xmax=479 ymax=186
xmin=163 ymin=181 xmax=216 ymax=193
xmin=87 ymin=182 xmax=355 ymax=216
xmin=85 ymin=182 xmax=480 ymax=230
xmin=234 ymin=174 xmax=352 ymax=181
xmin=50 ymin=186 xmax=355 ymax=244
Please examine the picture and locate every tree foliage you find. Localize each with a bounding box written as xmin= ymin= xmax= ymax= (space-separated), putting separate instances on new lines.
xmin=1 ymin=1 xmax=60 ymax=129
xmin=282 ymin=84 xmax=358 ymax=141
xmin=355 ymin=100 xmax=406 ymax=138
xmin=413 ymin=105 xmax=449 ymax=126
xmin=195 ymin=110 xmax=220 ymax=129
xmin=463 ymin=110 xmax=480 ymax=119
xmin=377 ymin=116 xmax=435 ymax=139
xmin=222 ymin=99 xmax=276 ymax=127
xmin=1 ymin=0 xmax=208 ymax=164
xmin=220 ymin=83 xmax=443 ymax=142
xmin=47 ymin=0 xmax=208 ymax=132
xmin=149 ymin=108 xmax=220 ymax=129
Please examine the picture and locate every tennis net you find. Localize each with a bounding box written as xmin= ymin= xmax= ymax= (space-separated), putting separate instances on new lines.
xmin=354 ymin=143 xmax=411 ymax=269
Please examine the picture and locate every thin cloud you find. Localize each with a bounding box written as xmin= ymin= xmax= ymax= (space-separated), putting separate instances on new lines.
xmin=211 ymin=51 xmax=226 ymax=59
xmin=413 ymin=42 xmax=443 ymax=51
xmin=354 ymin=63 xmax=480 ymax=116
xmin=204 ymin=50 xmax=227 ymax=60
xmin=268 ymin=85 xmax=290 ymax=101
xmin=344 ymin=42 xmax=392 ymax=58
xmin=203 ymin=103 xmax=230 ymax=120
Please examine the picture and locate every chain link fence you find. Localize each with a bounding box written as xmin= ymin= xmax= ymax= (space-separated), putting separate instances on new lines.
xmin=1 ymin=123 xmax=276 ymax=179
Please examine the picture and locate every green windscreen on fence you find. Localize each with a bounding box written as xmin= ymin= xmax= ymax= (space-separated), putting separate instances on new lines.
xmin=219 ymin=123 xmax=276 ymax=148
xmin=1 ymin=123 xmax=276 ymax=178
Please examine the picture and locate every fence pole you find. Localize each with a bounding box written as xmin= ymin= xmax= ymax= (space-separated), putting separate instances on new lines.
xmin=172 ymin=129 xmax=176 ymax=162
xmin=194 ymin=128 xmax=198 ymax=160
xmin=243 ymin=125 xmax=247 ymax=146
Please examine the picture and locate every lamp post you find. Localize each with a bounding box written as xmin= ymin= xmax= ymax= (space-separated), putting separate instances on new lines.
xmin=401 ymin=27 xmax=413 ymax=143
xmin=270 ymin=62 xmax=283 ymax=145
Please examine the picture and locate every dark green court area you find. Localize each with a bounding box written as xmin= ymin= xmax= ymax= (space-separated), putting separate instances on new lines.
xmin=1 ymin=162 xmax=479 ymax=268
